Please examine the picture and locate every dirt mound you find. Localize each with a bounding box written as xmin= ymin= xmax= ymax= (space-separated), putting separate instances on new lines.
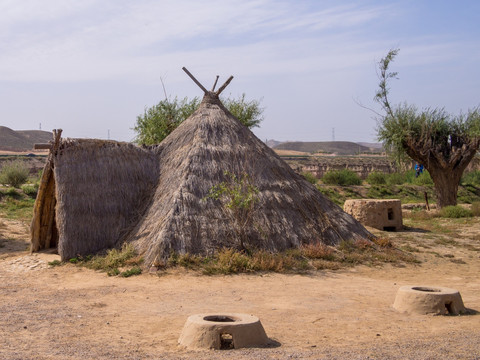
xmin=0 ymin=126 xmax=52 ymax=151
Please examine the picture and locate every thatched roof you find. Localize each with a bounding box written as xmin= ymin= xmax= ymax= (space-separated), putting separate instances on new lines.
xmin=31 ymin=74 xmax=372 ymax=267
xmin=125 ymin=92 xmax=372 ymax=266
xmin=31 ymin=137 xmax=159 ymax=260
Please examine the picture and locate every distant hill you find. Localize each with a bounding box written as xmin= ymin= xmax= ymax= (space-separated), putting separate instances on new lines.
xmin=273 ymin=141 xmax=382 ymax=155
xmin=0 ymin=126 xmax=52 ymax=151
xmin=357 ymin=142 xmax=383 ymax=150
xmin=265 ymin=139 xmax=284 ymax=148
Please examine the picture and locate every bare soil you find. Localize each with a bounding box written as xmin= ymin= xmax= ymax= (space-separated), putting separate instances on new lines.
xmin=1 ymin=216 xmax=480 ymax=360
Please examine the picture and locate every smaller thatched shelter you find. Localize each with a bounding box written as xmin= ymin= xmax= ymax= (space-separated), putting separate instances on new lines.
xmin=31 ymin=132 xmax=159 ymax=259
xmin=31 ymin=70 xmax=372 ymax=267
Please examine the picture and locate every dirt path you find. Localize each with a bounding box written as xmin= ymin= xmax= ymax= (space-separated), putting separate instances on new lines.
xmin=1 ymin=217 xmax=480 ymax=360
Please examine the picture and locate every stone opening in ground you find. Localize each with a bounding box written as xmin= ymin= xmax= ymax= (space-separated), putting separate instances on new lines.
xmin=412 ymin=286 xmax=441 ymax=293
xmin=203 ymin=315 xmax=237 ymax=322
xmin=393 ymin=285 xmax=467 ymax=315
xmin=178 ymin=313 xmax=270 ymax=350
xmin=220 ymin=333 xmax=234 ymax=349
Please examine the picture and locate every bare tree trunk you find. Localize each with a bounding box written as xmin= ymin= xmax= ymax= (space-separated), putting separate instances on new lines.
xmin=429 ymin=168 xmax=462 ymax=208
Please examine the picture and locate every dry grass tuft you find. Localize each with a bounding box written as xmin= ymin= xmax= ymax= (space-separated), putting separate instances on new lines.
xmin=69 ymin=243 xmax=143 ymax=277
xmin=165 ymin=236 xmax=417 ymax=275
xmin=301 ymin=243 xmax=335 ymax=260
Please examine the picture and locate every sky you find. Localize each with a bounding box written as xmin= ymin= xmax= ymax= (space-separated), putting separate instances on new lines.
xmin=1 ymin=0 xmax=479 ymax=144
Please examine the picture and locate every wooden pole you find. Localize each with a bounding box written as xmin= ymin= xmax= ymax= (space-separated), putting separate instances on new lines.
xmin=211 ymin=75 xmax=219 ymax=91
xmin=182 ymin=67 xmax=208 ymax=94
xmin=34 ymin=143 xmax=52 ymax=150
xmin=424 ymin=191 xmax=430 ymax=211
xmin=216 ymin=76 xmax=234 ymax=95
xmin=31 ymin=129 xmax=62 ymax=252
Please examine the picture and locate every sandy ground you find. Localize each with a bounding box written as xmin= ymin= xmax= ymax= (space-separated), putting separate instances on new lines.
xmin=1 ymin=217 xmax=480 ymax=360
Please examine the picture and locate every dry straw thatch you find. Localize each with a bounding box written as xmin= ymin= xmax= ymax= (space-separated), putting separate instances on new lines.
xmin=31 ymin=71 xmax=372 ymax=267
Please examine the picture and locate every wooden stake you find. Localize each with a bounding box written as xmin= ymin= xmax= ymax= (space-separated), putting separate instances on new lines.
xmin=211 ymin=75 xmax=219 ymax=91
xmin=215 ymin=76 xmax=234 ymax=95
xmin=182 ymin=67 xmax=208 ymax=94
xmin=424 ymin=191 xmax=430 ymax=211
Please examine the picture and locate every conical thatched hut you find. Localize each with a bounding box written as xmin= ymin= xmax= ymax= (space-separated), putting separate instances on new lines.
xmin=31 ymin=71 xmax=372 ymax=267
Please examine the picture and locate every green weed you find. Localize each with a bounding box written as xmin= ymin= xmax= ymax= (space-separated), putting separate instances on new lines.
xmin=0 ymin=160 xmax=29 ymax=188
xmin=302 ymin=171 xmax=318 ymax=184
xmin=321 ymin=169 xmax=362 ymax=186
xmin=366 ymin=171 xmax=386 ymax=185
xmin=68 ymin=243 xmax=143 ymax=277
xmin=120 ymin=267 xmax=142 ymax=277
xmin=440 ymin=206 xmax=473 ymax=218
xmin=0 ymin=195 xmax=35 ymax=222
xmin=21 ymin=184 xmax=38 ymax=197
xmin=48 ymin=260 xmax=62 ymax=267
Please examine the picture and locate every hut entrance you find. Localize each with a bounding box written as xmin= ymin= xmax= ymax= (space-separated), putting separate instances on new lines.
xmin=30 ymin=130 xmax=61 ymax=253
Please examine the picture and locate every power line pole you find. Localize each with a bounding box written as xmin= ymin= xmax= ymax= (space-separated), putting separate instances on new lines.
xmin=332 ymin=127 xmax=335 ymax=142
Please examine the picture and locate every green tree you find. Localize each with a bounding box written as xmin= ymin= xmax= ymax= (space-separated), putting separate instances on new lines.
xmin=375 ymin=49 xmax=480 ymax=207
xmin=222 ymin=93 xmax=263 ymax=129
xmin=134 ymin=93 xmax=263 ymax=145
xmin=133 ymin=96 xmax=200 ymax=146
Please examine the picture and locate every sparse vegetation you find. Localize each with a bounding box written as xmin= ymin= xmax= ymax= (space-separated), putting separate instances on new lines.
xmin=440 ymin=205 xmax=473 ymax=218
xmin=166 ymin=238 xmax=417 ymax=274
xmin=321 ymin=169 xmax=362 ymax=186
xmin=462 ymin=170 xmax=480 ymax=186
xmin=67 ymin=243 xmax=143 ymax=277
xmin=366 ymin=171 xmax=386 ymax=185
xmin=471 ymin=202 xmax=480 ymax=216
xmin=302 ymin=171 xmax=318 ymax=184
xmin=21 ymin=184 xmax=38 ymax=197
xmin=205 ymin=171 xmax=259 ymax=250
xmin=0 ymin=193 xmax=35 ymax=221
xmin=0 ymin=160 xmax=29 ymax=188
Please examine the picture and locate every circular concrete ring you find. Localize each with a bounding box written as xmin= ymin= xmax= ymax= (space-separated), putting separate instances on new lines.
xmin=393 ymin=285 xmax=466 ymax=315
xmin=178 ymin=313 xmax=269 ymax=350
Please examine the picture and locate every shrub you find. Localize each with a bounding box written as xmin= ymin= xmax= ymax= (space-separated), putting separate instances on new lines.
xmin=302 ymin=171 xmax=318 ymax=184
xmin=5 ymin=187 xmax=19 ymax=196
xmin=21 ymin=184 xmax=38 ymax=197
xmin=385 ymin=172 xmax=406 ymax=185
xmin=462 ymin=170 xmax=480 ymax=186
xmin=322 ymin=169 xmax=362 ymax=186
xmin=403 ymin=169 xmax=417 ymax=184
xmin=301 ymin=243 xmax=335 ymax=260
xmin=440 ymin=205 xmax=473 ymax=218
xmin=366 ymin=171 xmax=386 ymax=185
xmin=120 ymin=267 xmax=142 ymax=277
xmin=471 ymin=202 xmax=480 ymax=217
xmin=0 ymin=161 xmax=29 ymax=188
xmin=412 ymin=170 xmax=433 ymax=185
xmin=403 ymin=209 xmax=437 ymax=220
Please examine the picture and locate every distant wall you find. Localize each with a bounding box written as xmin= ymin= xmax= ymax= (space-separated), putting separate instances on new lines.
xmin=284 ymin=156 xmax=396 ymax=179
xmin=284 ymin=155 xmax=480 ymax=180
